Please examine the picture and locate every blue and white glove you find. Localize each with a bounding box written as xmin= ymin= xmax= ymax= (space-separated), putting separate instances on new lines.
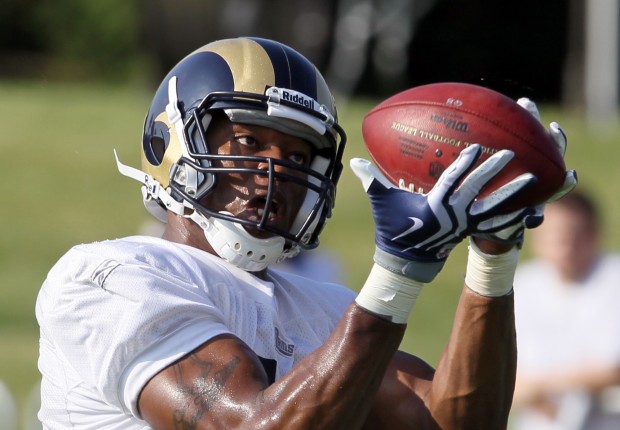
xmin=474 ymin=98 xmax=578 ymax=246
xmin=351 ymin=144 xmax=537 ymax=284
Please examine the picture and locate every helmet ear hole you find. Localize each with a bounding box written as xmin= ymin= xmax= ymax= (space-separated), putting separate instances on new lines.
xmin=151 ymin=137 xmax=166 ymax=164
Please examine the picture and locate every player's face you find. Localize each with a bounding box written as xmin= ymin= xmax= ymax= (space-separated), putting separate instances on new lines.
xmin=201 ymin=114 xmax=313 ymax=239
xmin=532 ymin=203 xmax=598 ymax=282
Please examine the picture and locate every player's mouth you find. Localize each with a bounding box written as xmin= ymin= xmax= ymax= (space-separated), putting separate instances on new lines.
xmin=245 ymin=197 xmax=283 ymax=226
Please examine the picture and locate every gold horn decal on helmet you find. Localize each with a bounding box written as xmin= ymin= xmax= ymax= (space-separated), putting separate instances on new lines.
xmin=141 ymin=111 xmax=183 ymax=188
xmin=194 ymin=38 xmax=276 ymax=93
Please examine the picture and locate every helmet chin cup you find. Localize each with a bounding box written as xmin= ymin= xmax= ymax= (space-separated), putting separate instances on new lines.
xmin=189 ymin=210 xmax=298 ymax=272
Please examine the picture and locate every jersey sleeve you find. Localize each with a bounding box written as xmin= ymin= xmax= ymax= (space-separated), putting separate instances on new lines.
xmin=37 ymin=248 xmax=232 ymax=419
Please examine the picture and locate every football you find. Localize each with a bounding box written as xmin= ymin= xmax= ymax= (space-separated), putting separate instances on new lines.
xmin=362 ymin=82 xmax=566 ymax=211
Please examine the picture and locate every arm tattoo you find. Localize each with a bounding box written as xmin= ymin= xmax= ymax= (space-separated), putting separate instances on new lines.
xmin=171 ymin=354 xmax=241 ymax=429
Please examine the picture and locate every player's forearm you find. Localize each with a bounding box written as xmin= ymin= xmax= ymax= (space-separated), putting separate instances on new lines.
xmin=428 ymin=288 xmax=517 ymax=430
xmin=254 ymin=304 xmax=405 ymax=429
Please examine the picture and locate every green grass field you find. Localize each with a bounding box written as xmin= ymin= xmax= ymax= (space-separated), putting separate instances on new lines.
xmin=1 ymin=80 xmax=619 ymax=425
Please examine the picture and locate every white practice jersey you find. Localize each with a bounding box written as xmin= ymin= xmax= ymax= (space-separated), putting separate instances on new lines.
xmin=36 ymin=236 xmax=356 ymax=429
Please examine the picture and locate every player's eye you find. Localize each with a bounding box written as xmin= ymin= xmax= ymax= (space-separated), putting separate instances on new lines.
xmin=289 ymin=152 xmax=308 ymax=166
xmin=235 ymin=135 xmax=256 ymax=147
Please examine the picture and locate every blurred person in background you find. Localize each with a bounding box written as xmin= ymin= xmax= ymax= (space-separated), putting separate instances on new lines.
xmin=512 ymin=189 xmax=620 ymax=430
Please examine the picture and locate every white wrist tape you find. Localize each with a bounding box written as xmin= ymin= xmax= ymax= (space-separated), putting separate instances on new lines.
xmin=465 ymin=239 xmax=519 ymax=297
xmin=355 ymin=263 xmax=424 ymax=324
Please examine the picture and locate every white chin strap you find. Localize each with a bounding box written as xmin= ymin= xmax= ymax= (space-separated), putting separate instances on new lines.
xmin=189 ymin=210 xmax=299 ymax=272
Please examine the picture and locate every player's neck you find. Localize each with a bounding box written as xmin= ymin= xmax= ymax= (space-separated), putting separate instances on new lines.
xmin=162 ymin=212 xmax=217 ymax=256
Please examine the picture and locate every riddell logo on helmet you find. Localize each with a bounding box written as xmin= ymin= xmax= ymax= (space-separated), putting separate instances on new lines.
xmin=281 ymin=90 xmax=316 ymax=110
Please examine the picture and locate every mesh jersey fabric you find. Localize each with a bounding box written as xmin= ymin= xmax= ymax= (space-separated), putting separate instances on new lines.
xmin=36 ymin=235 xmax=355 ymax=429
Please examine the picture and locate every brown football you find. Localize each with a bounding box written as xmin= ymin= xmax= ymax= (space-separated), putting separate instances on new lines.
xmin=362 ymin=82 xmax=566 ymax=211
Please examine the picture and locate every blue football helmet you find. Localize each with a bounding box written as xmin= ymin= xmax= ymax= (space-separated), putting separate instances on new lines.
xmin=116 ymin=37 xmax=346 ymax=271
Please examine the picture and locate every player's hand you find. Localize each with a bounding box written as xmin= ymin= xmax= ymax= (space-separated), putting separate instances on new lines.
xmin=351 ymin=144 xmax=537 ymax=282
xmin=475 ymin=98 xmax=578 ymax=246
xmin=517 ymin=97 xmax=577 ymax=201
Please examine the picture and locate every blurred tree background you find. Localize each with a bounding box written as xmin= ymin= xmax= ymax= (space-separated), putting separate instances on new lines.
xmin=1 ymin=0 xmax=142 ymax=81
xmin=4 ymin=0 xmax=615 ymax=119
xmin=1 ymin=0 xmax=583 ymax=101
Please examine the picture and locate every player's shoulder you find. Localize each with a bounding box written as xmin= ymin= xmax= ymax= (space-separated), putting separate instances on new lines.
xmin=268 ymin=269 xmax=356 ymax=308
xmin=51 ymin=235 xmax=178 ymax=269
xmin=45 ymin=235 xmax=226 ymax=288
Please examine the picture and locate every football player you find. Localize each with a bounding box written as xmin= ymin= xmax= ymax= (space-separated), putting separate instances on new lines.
xmin=36 ymin=37 xmax=576 ymax=429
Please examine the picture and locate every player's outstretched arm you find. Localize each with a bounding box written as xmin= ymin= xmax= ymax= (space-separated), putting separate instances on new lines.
xmin=361 ymin=249 xmax=517 ymax=429
xmin=139 ymin=307 xmax=410 ymax=429
xmin=425 ymin=238 xmax=518 ymax=430
xmin=348 ymin=145 xmax=537 ymax=429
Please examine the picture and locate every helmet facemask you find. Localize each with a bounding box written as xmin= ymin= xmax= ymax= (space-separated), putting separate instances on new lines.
xmin=166 ymin=82 xmax=345 ymax=271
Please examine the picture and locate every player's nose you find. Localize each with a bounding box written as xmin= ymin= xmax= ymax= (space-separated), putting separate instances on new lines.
xmin=255 ymin=144 xmax=290 ymax=173
xmin=257 ymin=143 xmax=285 ymax=160
xmin=250 ymin=144 xmax=288 ymax=191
